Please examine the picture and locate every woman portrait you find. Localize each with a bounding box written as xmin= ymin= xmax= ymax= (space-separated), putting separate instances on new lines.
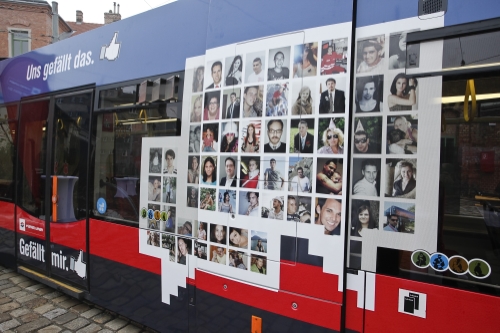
xmin=202 ymin=124 xmax=218 ymax=152
xmin=225 ymin=55 xmax=243 ymax=86
xmin=388 ymin=116 xmax=418 ymax=154
xmin=198 ymin=222 xmax=207 ymax=240
xmin=255 ymin=239 xmax=265 ymax=252
xmin=186 ymin=187 xmax=198 ymax=208
xmin=192 ymin=66 xmax=204 ymax=93
xmin=240 ymin=157 xmax=260 ymax=188
xmin=187 ymin=156 xmax=200 ymax=184
xmin=190 ymin=95 xmax=203 ymax=122
xmin=291 ymin=86 xmax=313 ymax=115
xmin=241 ymin=123 xmax=260 ymax=153
xmin=218 ymin=191 xmax=234 ymax=214
xmin=351 ymin=201 xmax=377 ymax=237
xmin=189 ymin=125 xmax=201 ymax=153
xmin=229 ymin=251 xmax=247 ymax=270
xmin=388 ymin=73 xmax=417 ymax=111
xmin=317 ymin=128 xmax=344 ymax=154
xmin=148 ymin=176 xmax=161 ymax=201
xmin=210 ymin=224 xmax=227 ymax=244
xmin=203 ymin=93 xmax=220 ymax=121
xmin=293 ymin=43 xmax=318 ymax=78
xmin=220 ymin=122 xmax=238 ymax=153
xmin=177 ymin=237 xmax=191 ymax=265
xmin=355 ymin=76 xmax=383 ymax=112
xmin=229 ymin=227 xmax=248 ymax=249
xmin=149 ymin=148 xmax=162 ymax=173
xmin=393 ymin=161 xmax=416 ymax=197
xmin=201 ymin=156 xmax=217 ymax=185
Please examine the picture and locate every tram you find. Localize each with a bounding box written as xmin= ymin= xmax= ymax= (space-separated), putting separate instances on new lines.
xmin=1 ymin=0 xmax=500 ymax=332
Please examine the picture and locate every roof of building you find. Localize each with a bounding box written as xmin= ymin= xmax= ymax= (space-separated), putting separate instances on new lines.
xmin=66 ymin=21 xmax=103 ymax=36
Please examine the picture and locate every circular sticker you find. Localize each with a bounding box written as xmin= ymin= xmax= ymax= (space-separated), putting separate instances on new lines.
xmin=160 ymin=210 xmax=167 ymax=222
xmin=468 ymin=258 xmax=491 ymax=279
xmin=140 ymin=207 xmax=147 ymax=219
xmin=448 ymin=256 xmax=469 ymax=275
xmin=429 ymin=252 xmax=449 ymax=272
xmin=411 ymin=250 xmax=430 ymax=268
xmin=147 ymin=209 xmax=154 ymax=220
xmin=154 ymin=210 xmax=161 ymax=221
xmin=96 ymin=198 xmax=107 ymax=214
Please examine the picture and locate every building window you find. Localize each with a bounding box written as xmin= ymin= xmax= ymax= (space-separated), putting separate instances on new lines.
xmin=9 ymin=29 xmax=30 ymax=57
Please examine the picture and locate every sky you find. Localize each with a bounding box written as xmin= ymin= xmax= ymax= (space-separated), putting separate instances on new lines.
xmin=53 ymin=0 xmax=177 ymax=24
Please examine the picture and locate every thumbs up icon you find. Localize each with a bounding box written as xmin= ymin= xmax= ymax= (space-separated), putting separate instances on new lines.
xmin=100 ymin=32 xmax=121 ymax=61
xmin=72 ymin=250 xmax=87 ymax=279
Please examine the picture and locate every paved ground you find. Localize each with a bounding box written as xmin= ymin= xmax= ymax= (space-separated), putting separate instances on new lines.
xmin=0 ymin=265 xmax=157 ymax=333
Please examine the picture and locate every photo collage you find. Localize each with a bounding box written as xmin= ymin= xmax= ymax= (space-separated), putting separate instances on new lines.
xmin=350 ymin=30 xmax=419 ymax=267
xmin=183 ymin=36 xmax=351 ymax=274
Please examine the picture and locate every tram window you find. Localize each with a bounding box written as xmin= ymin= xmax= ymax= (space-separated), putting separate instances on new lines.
xmin=0 ymin=105 xmax=16 ymax=200
xmin=89 ymin=103 xmax=181 ymax=226
xmin=98 ymin=85 xmax=138 ymax=109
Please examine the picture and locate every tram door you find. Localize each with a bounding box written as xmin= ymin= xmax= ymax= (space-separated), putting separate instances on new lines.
xmin=17 ymin=89 xmax=93 ymax=289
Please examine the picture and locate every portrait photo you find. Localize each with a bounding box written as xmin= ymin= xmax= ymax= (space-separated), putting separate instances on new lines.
xmin=200 ymin=155 xmax=218 ymax=186
xmin=225 ymin=55 xmax=243 ymax=86
xmin=218 ymin=189 xmax=236 ymax=214
xmin=387 ymin=73 xmax=418 ymax=111
xmin=350 ymin=199 xmax=379 ymax=237
xmin=266 ymin=82 xmax=289 ymax=117
xmin=315 ymin=198 xmax=342 ymax=236
xmin=290 ymin=118 xmax=315 ymax=154
xmin=240 ymin=156 xmax=260 ymax=189
xmin=241 ymin=85 xmax=264 ymax=118
xmin=163 ymin=148 xmax=178 ymax=174
xmin=222 ymin=88 xmax=241 ymax=119
xmin=186 ymin=186 xmax=198 ymax=209
xmin=177 ymin=237 xmax=192 ymax=265
xmin=383 ymin=201 xmax=415 ymax=234
xmin=197 ymin=222 xmax=208 ymax=241
xmin=288 ymin=157 xmax=313 ymax=193
xmin=250 ymin=255 xmax=267 ymax=274
xmin=205 ymin=59 xmax=223 ymax=90
xmin=199 ymin=187 xmax=216 ymax=210
xmin=263 ymin=119 xmax=288 ymax=153
xmin=354 ymin=75 xmax=384 ymax=113
xmin=239 ymin=120 xmax=261 ymax=153
xmin=388 ymin=31 xmax=420 ymax=70
xmin=228 ymin=250 xmax=248 ymax=270
xmin=293 ymin=42 xmax=318 ymax=78
xmin=203 ymin=91 xmax=221 ymax=121
xmin=316 ymin=117 xmax=345 ymax=155
xmin=176 ymin=218 xmax=196 ymax=237
xmin=192 ymin=66 xmax=204 ymax=93
xmin=353 ymin=117 xmax=382 ymax=154
xmin=189 ymin=125 xmax=201 ymax=153
xmin=385 ymin=159 xmax=417 ymax=199
xmin=268 ymin=46 xmax=291 ymax=81
xmin=219 ymin=156 xmax=238 ymax=187
xmin=148 ymin=176 xmax=162 ymax=202
xmin=351 ymin=158 xmax=381 ymax=197
xmin=356 ymin=35 xmax=385 ymax=74
xmin=220 ymin=121 xmax=238 ymax=153
xmin=251 ymin=231 xmax=268 ymax=253
xmin=187 ymin=156 xmax=200 ymax=184
xmin=228 ymin=227 xmax=249 ymax=249
xmin=194 ymin=241 xmax=207 ymax=260
xmin=162 ymin=205 xmax=176 ymax=233
xmin=245 ymin=50 xmax=266 ymax=83
xmin=162 ymin=176 xmax=176 ymax=204
xmin=318 ymin=76 xmax=347 ymax=114
xmin=260 ymin=192 xmax=284 ymax=220
xmin=263 ymin=156 xmax=286 ymax=191
xmin=149 ymin=147 xmax=162 ymax=174
xmin=201 ymin=124 xmax=219 ymax=153
xmin=316 ymin=158 xmax=343 ymax=195
xmin=291 ymin=78 xmax=316 ymax=115
xmin=190 ymin=94 xmax=203 ymax=122
xmin=210 ymin=223 xmax=227 ymax=245
xmin=162 ymin=234 xmax=176 ymax=262
xmin=210 ymin=245 xmax=227 ymax=265
xmin=147 ymin=231 xmax=160 ymax=247
xmin=386 ymin=114 xmax=418 ymax=154
xmin=287 ymin=195 xmax=313 ymax=223
xmin=238 ymin=191 xmax=259 ymax=217
xmin=320 ymin=38 xmax=348 ymax=75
